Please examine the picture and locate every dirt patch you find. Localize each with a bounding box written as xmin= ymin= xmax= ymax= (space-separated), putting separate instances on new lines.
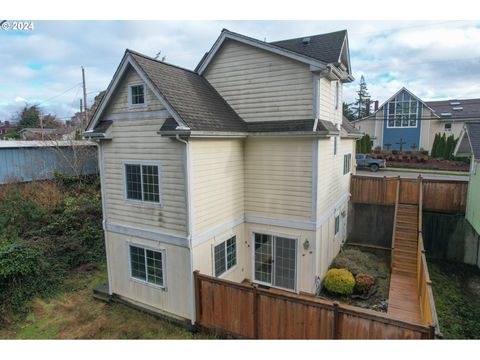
xmin=319 ymin=246 xmax=391 ymax=312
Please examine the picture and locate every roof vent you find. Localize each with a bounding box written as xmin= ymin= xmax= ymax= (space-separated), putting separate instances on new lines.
xmin=302 ymin=37 xmax=311 ymax=45
xmin=450 ymin=101 xmax=461 ymax=105
xmin=441 ymin=112 xmax=452 ymax=117
xmin=453 ymin=106 xmax=463 ymax=111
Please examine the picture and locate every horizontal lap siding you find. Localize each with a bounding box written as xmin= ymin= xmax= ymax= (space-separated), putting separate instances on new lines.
xmin=245 ymin=138 xmax=313 ymax=221
xmin=104 ymin=66 xmax=164 ymax=115
xmin=204 ymin=40 xmax=313 ymax=122
xmin=319 ymin=77 xmax=343 ymax=126
xmin=191 ymin=139 xmax=245 ymax=236
xmin=103 ymin=118 xmax=187 ymax=235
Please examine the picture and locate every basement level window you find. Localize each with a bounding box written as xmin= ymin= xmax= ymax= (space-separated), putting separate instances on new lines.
xmin=214 ymin=236 xmax=237 ymax=277
xmin=129 ymin=83 xmax=146 ymax=106
xmin=129 ymin=245 xmax=165 ymax=288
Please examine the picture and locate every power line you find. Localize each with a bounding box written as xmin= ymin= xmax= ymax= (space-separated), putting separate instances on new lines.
xmin=34 ymin=82 xmax=82 ymax=106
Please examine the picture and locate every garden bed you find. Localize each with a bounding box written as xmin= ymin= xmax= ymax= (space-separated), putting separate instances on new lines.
xmin=318 ymin=246 xmax=391 ymax=312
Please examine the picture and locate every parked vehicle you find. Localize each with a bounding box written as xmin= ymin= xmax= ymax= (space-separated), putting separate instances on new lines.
xmin=356 ymin=154 xmax=386 ymax=172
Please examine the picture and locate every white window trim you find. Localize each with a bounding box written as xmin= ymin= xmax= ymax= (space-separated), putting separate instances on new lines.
xmin=213 ymin=235 xmax=238 ymax=278
xmin=343 ymin=152 xmax=352 ymax=175
xmin=128 ymin=82 xmax=148 ymax=108
xmin=250 ymin=231 xmax=299 ymax=293
xmin=334 ymin=214 xmax=340 ymax=238
xmin=122 ymin=160 xmax=163 ymax=208
xmin=127 ymin=242 xmax=167 ymax=290
xmin=386 ymin=119 xmax=418 ymax=129
xmin=386 ymin=97 xmax=419 ymax=129
xmin=444 ymin=123 xmax=452 ymax=132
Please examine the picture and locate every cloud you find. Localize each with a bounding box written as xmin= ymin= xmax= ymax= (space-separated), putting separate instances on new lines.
xmin=15 ymin=97 xmax=28 ymax=103
xmin=1 ymin=20 xmax=480 ymax=121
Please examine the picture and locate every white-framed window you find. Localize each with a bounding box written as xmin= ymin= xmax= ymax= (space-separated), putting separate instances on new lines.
xmin=343 ymin=153 xmax=352 ymax=175
xmin=444 ymin=123 xmax=452 ymax=132
xmin=214 ymin=236 xmax=237 ymax=277
xmin=129 ymin=244 xmax=166 ymax=288
xmin=128 ymin=83 xmax=146 ymax=107
xmin=335 ymin=81 xmax=339 ymax=110
xmin=334 ymin=215 xmax=340 ymax=236
xmin=333 ymin=136 xmax=338 ymax=155
xmin=124 ymin=162 xmax=161 ymax=204
xmin=386 ymin=92 xmax=418 ymax=128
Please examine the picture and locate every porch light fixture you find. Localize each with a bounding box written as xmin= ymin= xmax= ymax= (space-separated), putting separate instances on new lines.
xmin=303 ymin=239 xmax=310 ymax=251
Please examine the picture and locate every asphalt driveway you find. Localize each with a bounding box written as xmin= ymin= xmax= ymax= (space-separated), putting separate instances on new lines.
xmin=356 ymin=169 xmax=469 ymax=181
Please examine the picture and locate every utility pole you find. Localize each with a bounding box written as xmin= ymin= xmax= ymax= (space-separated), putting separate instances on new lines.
xmin=80 ymin=98 xmax=83 ymax=113
xmin=82 ymin=66 xmax=88 ymax=128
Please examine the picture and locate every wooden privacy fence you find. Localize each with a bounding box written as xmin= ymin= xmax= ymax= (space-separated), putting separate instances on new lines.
xmin=194 ymin=271 xmax=436 ymax=339
xmin=350 ymin=175 xmax=467 ymax=213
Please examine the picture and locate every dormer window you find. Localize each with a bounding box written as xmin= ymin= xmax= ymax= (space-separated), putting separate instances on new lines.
xmin=129 ymin=83 xmax=146 ymax=106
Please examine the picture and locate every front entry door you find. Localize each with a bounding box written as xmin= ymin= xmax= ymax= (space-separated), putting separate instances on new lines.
xmin=254 ymin=233 xmax=297 ymax=291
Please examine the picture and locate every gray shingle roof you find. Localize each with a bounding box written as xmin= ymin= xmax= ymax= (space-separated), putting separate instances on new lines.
xmin=270 ymin=30 xmax=347 ymax=65
xmin=466 ymin=123 xmax=480 ymax=159
xmin=245 ymin=119 xmax=338 ymax=133
xmin=426 ymin=98 xmax=480 ymax=121
xmin=341 ymin=116 xmax=362 ymax=137
xmin=129 ymin=50 xmax=248 ymax=132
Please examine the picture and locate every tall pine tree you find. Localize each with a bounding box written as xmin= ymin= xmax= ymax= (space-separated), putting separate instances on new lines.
xmin=353 ymin=75 xmax=371 ymax=120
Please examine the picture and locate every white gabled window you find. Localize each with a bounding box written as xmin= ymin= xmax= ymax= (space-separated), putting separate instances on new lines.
xmin=343 ymin=153 xmax=352 ymax=175
xmin=335 ymin=81 xmax=340 ymax=110
xmin=124 ymin=162 xmax=161 ymax=204
xmin=214 ymin=236 xmax=237 ymax=277
xmin=128 ymin=83 xmax=146 ymax=106
xmin=129 ymin=244 xmax=166 ymax=288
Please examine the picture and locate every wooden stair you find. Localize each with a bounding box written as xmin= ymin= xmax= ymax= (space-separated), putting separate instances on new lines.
xmin=388 ymin=203 xmax=422 ymax=323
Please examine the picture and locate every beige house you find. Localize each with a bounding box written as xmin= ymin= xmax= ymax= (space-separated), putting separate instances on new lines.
xmin=85 ymin=29 xmax=361 ymax=324
xmin=353 ymin=87 xmax=480 ymax=152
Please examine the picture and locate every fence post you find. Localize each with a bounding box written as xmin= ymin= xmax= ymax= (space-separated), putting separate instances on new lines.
xmin=194 ymin=270 xmax=202 ymax=324
xmin=252 ymin=283 xmax=259 ymax=339
xmin=429 ymin=324 xmax=435 ymax=339
xmin=333 ymin=301 xmax=340 ymax=339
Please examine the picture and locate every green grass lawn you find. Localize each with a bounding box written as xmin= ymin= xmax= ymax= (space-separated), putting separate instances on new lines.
xmin=381 ymin=167 xmax=469 ymax=176
xmin=0 ymin=265 xmax=212 ymax=339
xmin=428 ymin=259 xmax=480 ymax=339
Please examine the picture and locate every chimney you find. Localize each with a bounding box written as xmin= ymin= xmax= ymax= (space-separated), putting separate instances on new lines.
xmin=365 ymin=98 xmax=371 ymax=116
xmin=374 ymin=100 xmax=379 ymax=112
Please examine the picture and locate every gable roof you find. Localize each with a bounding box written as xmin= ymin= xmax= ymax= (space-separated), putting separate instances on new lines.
xmin=86 ymin=49 xmax=247 ymax=134
xmin=454 ymin=122 xmax=480 ymax=160
xmin=270 ymin=30 xmax=349 ymax=71
xmin=341 ymin=116 xmax=362 ymax=138
xmin=195 ymin=29 xmax=353 ymax=81
xmin=425 ymin=98 xmax=480 ymax=121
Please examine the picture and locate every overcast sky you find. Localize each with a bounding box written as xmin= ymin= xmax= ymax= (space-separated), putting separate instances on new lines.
xmin=1 ymin=20 xmax=480 ymax=122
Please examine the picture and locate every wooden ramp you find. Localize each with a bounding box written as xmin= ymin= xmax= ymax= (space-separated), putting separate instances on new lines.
xmin=388 ymin=203 xmax=422 ymax=323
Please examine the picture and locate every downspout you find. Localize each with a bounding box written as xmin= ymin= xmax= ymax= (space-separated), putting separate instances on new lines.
xmin=174 ymin=134 xmax=196 ymax=326
xmin=94 ymin=138 xmax=113 ymax=295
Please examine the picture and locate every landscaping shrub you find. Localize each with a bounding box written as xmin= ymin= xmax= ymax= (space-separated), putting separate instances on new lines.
xmin=0 ymin=176 xmax=104 ymax=322
xmin=323 ymin=268 xmax=355 ymax=296
xmin=354 ymin=273 xmax=375 ymax=295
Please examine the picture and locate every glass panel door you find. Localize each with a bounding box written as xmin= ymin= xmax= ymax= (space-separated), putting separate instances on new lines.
xmin=273 ymin=236 xmax=296 ymax=290
xmin=254 ymin=234 xmax=273 ymax=284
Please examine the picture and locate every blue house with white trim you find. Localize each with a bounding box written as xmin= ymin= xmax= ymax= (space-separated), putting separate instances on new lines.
xmin=353 ymin=87 xmax=480 ymax=153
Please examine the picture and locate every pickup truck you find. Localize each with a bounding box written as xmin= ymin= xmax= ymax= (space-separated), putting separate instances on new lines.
xmin=355 ymin=154 xmax=386 ymax=172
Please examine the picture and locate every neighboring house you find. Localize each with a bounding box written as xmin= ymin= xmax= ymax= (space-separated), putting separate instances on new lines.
xmin=0 ymin=140 xmax=98 ymax=184
xmin=85 ymin=29 xmax=361 ymax=323
xmin=353 ymin=87 xmax=480 ymax=152
xmin=19 ymin=127 xmax=60 ymax=140
xmin=0 ymin=121 xmax=15 ymax=135
xmin=454 ymin=123 xmax=480 ymax=267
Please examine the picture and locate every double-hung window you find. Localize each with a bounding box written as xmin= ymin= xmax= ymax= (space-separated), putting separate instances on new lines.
xmin=343 ymin=153 xmax=352 ymax=175
xmin=129 ymin=83 xmax=146 ymax=106
xmin=214 ymin=236 xmax=237 ymax=277
xmin=129 ymin=244 xmax=166 ymax=287
xmin=124 ymin=163 xmax=161 ymax=204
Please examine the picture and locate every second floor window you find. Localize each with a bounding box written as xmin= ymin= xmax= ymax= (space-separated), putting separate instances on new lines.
xmin=129 ymin=84 xmax=146 ymax=106
xmin=125 ymin=163 xmax=160 ymax=204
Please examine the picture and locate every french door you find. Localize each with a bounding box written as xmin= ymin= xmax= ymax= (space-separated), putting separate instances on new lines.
xmin=253 ymin=233 xmax=297 ymax=291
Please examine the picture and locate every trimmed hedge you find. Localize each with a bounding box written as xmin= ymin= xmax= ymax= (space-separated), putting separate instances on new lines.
xmin=323 ymin=268 xmax=355 ymax=296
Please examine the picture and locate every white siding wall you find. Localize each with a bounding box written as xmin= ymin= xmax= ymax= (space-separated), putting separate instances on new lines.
xmin=204 ymin=40 xmax=314 ymax=122
xmin=191 ymin=139 xmax=244 ymax=236
xmin=106 ymin=232 xmax=192 ymax=320
xmin=319 ymin=77 xmax=343 ymax=127
xmin=245 ymin=137 xmax=313 ymax=221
